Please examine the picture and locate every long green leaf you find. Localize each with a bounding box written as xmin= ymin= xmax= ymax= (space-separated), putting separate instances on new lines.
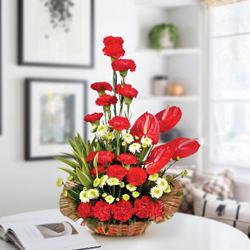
xmin=59 ymin=167 xmax=79 ymax=181
xmin=76 ymin=168 xmax=92 ymax=188
xmin=56 ymin=156 xmax=79 ymax=169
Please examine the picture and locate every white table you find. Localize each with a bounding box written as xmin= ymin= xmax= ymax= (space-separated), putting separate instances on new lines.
xmin=0 ymin=209 xmax=249 ymax=250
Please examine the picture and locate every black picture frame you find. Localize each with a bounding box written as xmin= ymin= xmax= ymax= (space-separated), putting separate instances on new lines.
xmin=0 ymin=0 xmax=2 ymax=135
xmin=18 ymin=0 xmax=95 ymax=68
xmin=25 ymin=78 xmax=88 ymax=161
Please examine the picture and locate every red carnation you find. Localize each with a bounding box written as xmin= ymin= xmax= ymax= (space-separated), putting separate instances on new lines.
xmin=112 ymin=59 xmax=136 ymax=72
xmin=77 ymin=202 xmax=93 ymax=219
xmin=93 ymin=201 xmax=112 ymax=222
xmin=150 ymin=200 xmax=165 ymax=222
xmin=84 ymin=112 xmax=103 ymax=123
xmin=111 ymin=200 xmax=133 ymax=222
xmin=106 ymin=165 xmax=128 ymax=181
xmin=103 ymin=36 xmax=124 ymax=46
xmin=117 ymin=153 xmax=138 ymax=165
xmin=90 ymin=165 xmax=105 ymax=176
xmin=127 ymin=167 xmax=147 ymax=186
xmin=117 ymin=84 xmax=138 ymax=99
xmin=134 ymin=196 xmax=154 ymax=219
xmin=103 ymin=44 xmax=125 ymax=59
xmin=108 ymin=116 xmax=130 ymax=131
xmin=86 ymin=151 xmax=115 ymax=166
xmin=91 ymin=82 xmax=113 ymax=94
xmin=155 ymin=106 xmax=182 ymax=133
xmin=96 ymin=94 xmax=118 ymax=107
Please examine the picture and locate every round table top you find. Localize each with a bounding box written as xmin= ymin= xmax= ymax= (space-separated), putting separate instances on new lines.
xmin=0 ymin=209 xmax=249 ymax=250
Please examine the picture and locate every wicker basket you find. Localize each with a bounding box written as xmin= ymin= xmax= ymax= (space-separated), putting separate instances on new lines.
xmin=60 ymin=180 xmax=182 ymax=236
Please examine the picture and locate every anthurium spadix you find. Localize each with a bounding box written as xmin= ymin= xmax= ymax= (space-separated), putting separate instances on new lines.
xmin=145 ymin=144 xmax=175 ymax=174
xmin=130 ymin=112 xmax=160 ymax=144
xmin=155 ymin=106 xmax=182 ymax=133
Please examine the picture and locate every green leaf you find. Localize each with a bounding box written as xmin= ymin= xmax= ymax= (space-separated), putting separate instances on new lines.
xmin=76 ymin=168 xmax=92 ymax=188
xmin=59 ymin=167 xmax=79 ymax=181
xmin=56 ymin=156 xmax=79 ymax=169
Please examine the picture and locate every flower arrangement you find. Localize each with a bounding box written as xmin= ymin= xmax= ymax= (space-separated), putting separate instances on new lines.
xmin=57 ymin=36 xmax=200 ymax=236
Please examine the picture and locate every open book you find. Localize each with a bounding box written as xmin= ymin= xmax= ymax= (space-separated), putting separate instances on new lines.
xmin=0 ymin=212 xmax=101 ymax=250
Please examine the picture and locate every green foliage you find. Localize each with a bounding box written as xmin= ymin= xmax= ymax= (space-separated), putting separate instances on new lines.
xmin=149 ymin=23 xmax=178 ymax=49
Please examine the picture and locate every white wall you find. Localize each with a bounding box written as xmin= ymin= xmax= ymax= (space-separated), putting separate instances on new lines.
xmin=0 ymin=0 xmax=167 ymax=216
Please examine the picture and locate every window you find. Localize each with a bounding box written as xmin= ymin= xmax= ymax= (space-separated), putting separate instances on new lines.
xmin=208 ymin=1 xmax=250 ymax=168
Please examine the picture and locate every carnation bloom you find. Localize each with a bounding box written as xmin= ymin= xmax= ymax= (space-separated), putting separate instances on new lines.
xmin=112 ymin=59 xmax=136 ymax=72
xmin=130 ymin=112 xmax=160 ymax=144
xmin=108 ymin=116 xmax=131 ymax=131
xmin=127 ymin=167 xmax=147 ymax=186
xmin=117 ymin=84 xmax=138 ymax=103
xmin=106 ymin=165 xmax=128 ymax=181
xmin=134 ymin=196 xmax=154 ymax=219
xmin=96 ymin=94 xmax=118 ymax=107
xmin=117 ymin=153 xmax=138 ymax=165
xmin=155 ymin=106 xmax=182 ymax=133
xmin=77 ymin=202 xmax=93 ymax=218
xmin=111 ymin=200 xmax=133 ymax=222
xmin=86 ymin=151 xmax=115 ymax=166
xmin=93 ymin=201 xmax=112 ymax=222
xmin=103 ymin=36 xmax=124 ymax=46
xmin=150 ymin=200 xmax=165 ymax=222
xmin=102 ymin=44 xmax=125 ymax=59
xmin=91 ymin=82 xmax=113 ymax=94
xmin=84 ymin=112 xmax=103 ymax=124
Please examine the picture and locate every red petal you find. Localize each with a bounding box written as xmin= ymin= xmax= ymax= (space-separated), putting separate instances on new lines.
xmin=130 ymin=112 xmax=160 ymax=144
xmin=155 ymin=106 xmax=182 ymax=133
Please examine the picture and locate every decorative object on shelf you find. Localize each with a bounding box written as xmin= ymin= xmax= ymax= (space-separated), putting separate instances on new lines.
xmin=57 ymin=36 xmax=200 ymax=237
xmin=0 ymin=0 xmax=2 ymax=135
xmin=160 ymin=128 xmax=182 ymax=143
xmin=200 ymin=0 xmax=245 ymax=6
xmin=25 ymin=78 xmax=87 ymax=161
xmin=149 ymin=24 xmax=178 ymax=49
xmin=167 ymin=82 xmax=185 ymax=96
xmin=18 ymin=0 xmax=94 ymax=68
xmin=151 ymin=75 xmax=168 ymax=96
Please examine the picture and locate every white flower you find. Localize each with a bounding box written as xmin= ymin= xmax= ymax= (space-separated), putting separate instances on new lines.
xmin=96 ymin=125 xmax=109 ymax=138
xmin=150 ymin=186 xmax=164 ymax=199
xmin=126 ymin=184 xmax=137 ymax=192
xmin=79 ymin=190 xmax=90 ymax=203
xmin=107 ymin=177 xmax=120 ymax=186
xmin=105 ymin=195 xmax=115 ymax=204
xmin=122 ymin=133 xmax=134 ymax=144
xmin=129 ymin=143 xmax=141 ymax=154
xmin=148 ymin=173 xmax=159 ymax=182
xmin=100 ymin=175 xmax=108 ymax=187
xmin=141 ymin=137 xmax=152 ymax=148
xmin=156 ymin=178 xmax=169 ymax=191
xmin=87 ymin=188 xmax=99 ymax=199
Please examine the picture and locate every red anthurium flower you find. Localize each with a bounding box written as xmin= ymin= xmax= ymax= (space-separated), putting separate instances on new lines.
xmin=108 ymin=116 xmax=130 ymax=131
xmin=145 ymin=144 xmax=175 ymax=174
xmin=112 ymin=59 xmax=136 ymax=72
xmin=103 ymin=36 xmax=124 ymax=46
xmin=106 ymin=165 xmax=128 ymax=181
xmin=168 ymin=137 xmax=200 ymax=160
xmin=86 ymin=151 xmax=115 ymax=166
xmin=117 ymin=153 xmax=138 ymax=165
xmin=155 ymin=106 xmax=182 ymax=133
xmin=117 ymin=84 xmax=138 ymax=100
xmin=84 ymin=112 xmax=103 ymax=124
xmin=96 ymin=94 xmax=118 ymax=107
xmin=130 ymin=112 xmax=160 ymax=144
xmin=103 ymin=44 xmax=125 ymax=59
xmin=91 ymin=82 xmax=113 ymax=95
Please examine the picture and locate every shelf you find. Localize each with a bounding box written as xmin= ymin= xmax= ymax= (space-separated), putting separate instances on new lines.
xmin=135 ymin=0 xmax=199 ymax=8
xmin=137 ymin=48 xmax=201 ymax=56
xmin=137 ymin=95 xmax=200 ymax=102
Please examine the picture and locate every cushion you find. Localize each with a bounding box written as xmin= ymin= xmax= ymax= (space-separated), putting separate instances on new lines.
xmin=192 ymin=188 xmax=250 ymax=236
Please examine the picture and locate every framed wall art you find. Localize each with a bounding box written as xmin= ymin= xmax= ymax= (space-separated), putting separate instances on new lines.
xmin=0 ymin=0 xmax=2 ymax=134
xmin=25 ymin=78 xmax=88 ymax=160
xmin=18 ymin=0 xmax=94 ymax=68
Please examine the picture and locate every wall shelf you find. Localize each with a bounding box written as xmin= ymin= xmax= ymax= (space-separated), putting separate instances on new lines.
xmin=135 ymin=0 xmax=199 ymax=8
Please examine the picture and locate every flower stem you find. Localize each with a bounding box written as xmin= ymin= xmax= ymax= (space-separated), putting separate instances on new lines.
xmin=119 ymin=77 xmax=126 ymax=116
xmin=113 ymin=70 xmax=117 ymax=116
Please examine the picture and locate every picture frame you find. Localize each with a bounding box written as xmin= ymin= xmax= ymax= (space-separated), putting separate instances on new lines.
xmin=18 ymin=0 xmax=94 ymax=68
xmin=0 ymin=0 xmax=2 ymax=135
xmin=25 ymin=78 xmax=88 ymax=161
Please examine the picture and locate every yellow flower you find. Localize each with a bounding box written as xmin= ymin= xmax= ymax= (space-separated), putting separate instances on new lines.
xmin=106 ymin=132 xmax=115 ymax=141
xmin=132 ymin=191 xmax=140 ymax=198
xmin=122 ymin=194 xmax=130 ymax=201
xmin=148 ymin=173 xmax=159 ymax=182
xmin=93 ymin=178 xmax=101 ymax=187
xmin=102 ymin=193 xmax=108 ymax=198
xmin=150 ymin=186 xmax=163 ymax=199
xmin=105 ymin=195 xmax=115 ymax=204
xmin=96 ymin=125 xmax=109 ymax=138
xmin=107 ymin=177 xmax=120 ymax=186
xmin=63 ymin=190 xmax=68 ymax=197
xmin=126 ymin=184 xmax=137 ymax=192
xmin=87 ymin=189 xmax=99 ymax=199
xmin=56 ymin=178 xmax=63 ymax=187
xmin=79 ymin=190 xmax=89 ymax=203
xmin=120 ymin=181 xmax=125 ymax=188
xmin=156 ymin=178 xmax=169 ymax=191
